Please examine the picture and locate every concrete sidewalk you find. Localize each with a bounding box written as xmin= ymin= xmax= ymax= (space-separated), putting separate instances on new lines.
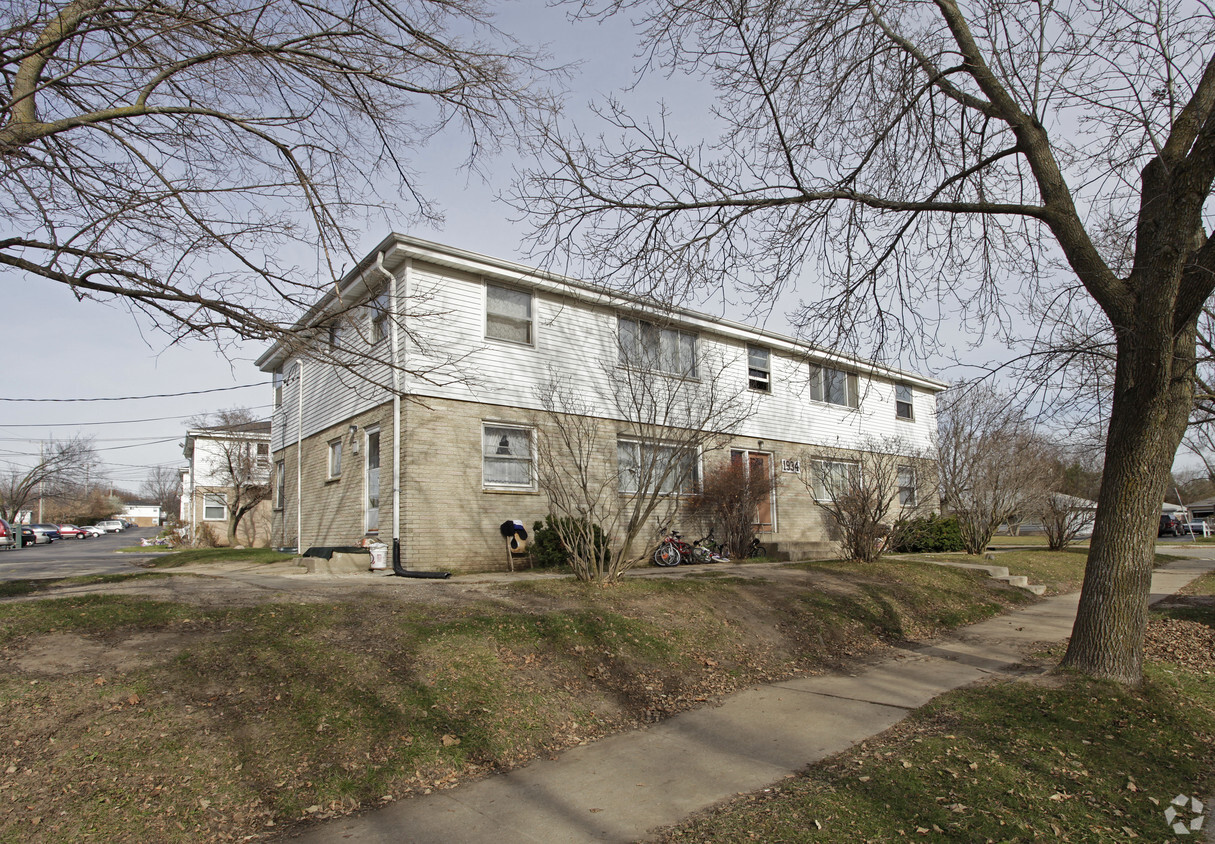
xmin=291 ymin=553 xmax=1215 ymax=844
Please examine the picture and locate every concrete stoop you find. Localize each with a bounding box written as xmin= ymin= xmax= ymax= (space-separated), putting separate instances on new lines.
xmin=919 ymin=559 xmax=1048 ymax=595
xmin=298 ymin=551 xmax=374 ymax=576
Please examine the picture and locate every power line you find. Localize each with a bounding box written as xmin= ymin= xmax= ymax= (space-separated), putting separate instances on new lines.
xmin=0 ymin=383 xmax=264 ymax=402
xmin=0 ymin=404 xmax=272 ymax=427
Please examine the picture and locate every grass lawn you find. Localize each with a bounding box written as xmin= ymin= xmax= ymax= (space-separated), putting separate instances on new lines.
xmin=137 ymin=547 xmax=296 ymax=568
xmin=0 ymin=561 xmax=1034 ymax=842
xmin=657 ymin=599 xmax=1215 ymax=843
xmin=986 ymin=534 xmax=1052 ymax=547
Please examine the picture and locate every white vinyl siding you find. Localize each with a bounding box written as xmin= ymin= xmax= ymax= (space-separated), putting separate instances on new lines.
xmin=617 ymin=440 xmax=699 ymax=495
xmin=809 ymin=364 xmax=859 ymax=408
xmin=482 ymin=424 xmax=534 ymax=489
xmin=618 ymin=317 xmax=698 ymax=377
xmin=486 ymin=283 xmax=533 ymax=345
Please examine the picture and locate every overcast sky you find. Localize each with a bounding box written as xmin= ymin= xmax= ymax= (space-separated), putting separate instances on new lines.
xmin=2 ymin=3 xmax=1172 ymax=495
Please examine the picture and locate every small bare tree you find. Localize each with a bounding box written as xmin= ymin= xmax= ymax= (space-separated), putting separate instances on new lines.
xmin=0 ymin=437 xmax=96 ymax=522
xmin=535 ymin=336 xmax=753 ymax=583
xmin=190 ymin=409 xmax=271 ymax=546
xmin=801 ymin=437 xmax=935 ymax=563
xmin=684 ymin=459 xmax=775 ymax=559
xmin=1040 ymin=494 xmax=1095 ymax=552
xmin=937 ymin=386 xmax=1053 ymax=555
xmin=141 ymin=466 xmax=183 ymax=524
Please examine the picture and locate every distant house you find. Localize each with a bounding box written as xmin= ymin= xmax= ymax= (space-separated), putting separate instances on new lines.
xmin=118 ymin=503 xmax=163 ymax=527
xmin=181 ymin=420 xmax=273 ymax=546
xmin=256 ymin=235 xmax=946 ymax=572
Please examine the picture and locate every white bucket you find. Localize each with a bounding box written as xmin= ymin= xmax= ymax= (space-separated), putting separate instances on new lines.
xmin=368 ymin=543 xmax=388 ymax=570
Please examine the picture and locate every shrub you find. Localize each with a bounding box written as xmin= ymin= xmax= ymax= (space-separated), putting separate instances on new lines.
xmin=531 ymin=516 xmax=609 ymax=572
xmin=891 ymin=514 xmax=964 ymax=553
xmin=684 ymin=461 xmax=775 ymax=559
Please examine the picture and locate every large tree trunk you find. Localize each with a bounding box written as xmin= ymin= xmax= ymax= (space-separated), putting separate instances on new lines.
xmin=1061 ymin=316 xmax=1197 ymax=684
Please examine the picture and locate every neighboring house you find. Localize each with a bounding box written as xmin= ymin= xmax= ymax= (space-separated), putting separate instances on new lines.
xmin=1005 ymin=494 xmax=1098 ymax=536
xmin=181 ymin=420 xmax=273 ymax=546
xmin=118 ymin=503 xmax=163 ymax=527
xmin=1183 ymin=496 xmax=1215 ymax=522
xmin=256 ymin=235 xmax=947 ymax=572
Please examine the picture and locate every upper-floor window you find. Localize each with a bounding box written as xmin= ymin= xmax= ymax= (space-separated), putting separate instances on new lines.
xmin=328 ymin=439 xmax=342 ymax=479
xmin=896 ymin=384 xmax=914 ymax=420
xmin=369 ymin=290 xmax=390 ymax=345
xmin=618 ymin=317 xmax=698 ymax=377
xmin=748 ymin=345 xmax=771 ymax=392
xmin=328 ymin=321 xmax=343 ymax=348
xmin=617 ymin=440 xmax=699 ymax=495
xmin=272 ymin=368 xmax=284 ymax=408
xmin=482 ymin=423 xmax=535 ymax=489
xmin=809 ymin=364 xmax=859 ymax=408
xmin=486 ymin=283 xmax=533 ymax=345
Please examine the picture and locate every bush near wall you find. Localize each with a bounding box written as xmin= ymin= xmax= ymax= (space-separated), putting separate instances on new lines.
xmin=890 ymin=514 xmax=965 ymax=553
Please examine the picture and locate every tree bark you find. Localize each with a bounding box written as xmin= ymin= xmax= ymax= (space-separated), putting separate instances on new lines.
xmin=1061 ymin=313 xmax=1197 ymax=684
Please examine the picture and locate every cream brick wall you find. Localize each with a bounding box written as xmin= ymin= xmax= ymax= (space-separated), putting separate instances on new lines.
xmin=271 ymin=395 xmax=938 ymax=572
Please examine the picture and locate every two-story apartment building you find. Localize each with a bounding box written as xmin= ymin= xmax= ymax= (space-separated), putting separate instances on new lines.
xmin=181 ymin=420 xmax=273 ymax=547
xmin=257 ymin=235 xmax=946 ymax=572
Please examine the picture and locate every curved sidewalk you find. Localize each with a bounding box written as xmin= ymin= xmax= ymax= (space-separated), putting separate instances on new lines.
xmin=291 ymin=552 xmax=1215 ymax=844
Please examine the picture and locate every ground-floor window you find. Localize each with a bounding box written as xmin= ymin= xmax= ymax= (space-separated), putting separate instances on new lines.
xmin=618 ymin=440 xmax=699 ymax=495
xmin=483 ymin=423 xmax=535 ymax=489
xmin=811 ymin=460 xmax=859 ymax=501
xmin=203 ymin=493 xmax=227 ymax=521
xmin=898 ymin=465 xmax=917 ymax=506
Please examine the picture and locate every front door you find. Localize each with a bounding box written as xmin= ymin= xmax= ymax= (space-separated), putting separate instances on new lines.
xmin=365 ymin=428 xmax=380 ymax=533
xmin=731 ymin=450 xmax=774 ymax=531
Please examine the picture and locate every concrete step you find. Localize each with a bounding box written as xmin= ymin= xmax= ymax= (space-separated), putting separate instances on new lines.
xmin=915 ymin=558 xmax=1047 ymax=596
xmin=762 ymin=540 xmax=838 ymax=562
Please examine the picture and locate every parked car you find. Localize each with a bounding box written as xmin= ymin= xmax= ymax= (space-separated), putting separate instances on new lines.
xmin=96 ymin=519 xmax=125 ymax=533
xmin=56 ymin=524 xmax=88 ymax=539
xmin=1159 ymin=514 xmax=1182 ymax=537
xmin=0 ymin=518 xmax=13 ymax=549
xmin=80 ymin=525 xmax=105 ymax=537
xmin=1180 ymin=520 xmax=1209 ymax=537
xmin=19 ymin=525 xmax=37 ymax=546
xmin=31 ymin=524 xmax=61 ymax=542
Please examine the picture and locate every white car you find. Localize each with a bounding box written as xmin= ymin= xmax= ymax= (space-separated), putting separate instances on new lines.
xmin=96 ymin=520 xmax=124 ymax=532
xmin=81 ymin=525 xmax=106 ymax=537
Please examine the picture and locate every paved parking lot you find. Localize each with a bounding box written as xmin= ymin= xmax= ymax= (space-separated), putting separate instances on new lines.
xmin=0 ymin=527 xmax=161 ymax=580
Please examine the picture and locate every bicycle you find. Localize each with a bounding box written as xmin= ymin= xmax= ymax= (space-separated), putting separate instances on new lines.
xmin=653 ymin=527 xmax=695 ymax=566
xmin=746 ymin=537 xmax=767 ymax=559
xmin=691 ymin=529 xmax=730 ymax=563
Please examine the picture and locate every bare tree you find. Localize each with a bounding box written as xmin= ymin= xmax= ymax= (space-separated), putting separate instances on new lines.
xmin=800 ymin=436 xmax=935 ymax=563
xmin=1040 ymin=494 xmax=1095 ymax=552
xmin=0 ymin=436 xmax=96 ymax=522
xmin=535 ymin=337 xmax=754 ymax=583
xmin=1 ymin=0 xmax=555 ymax=350
xmin=189 ymin=408 xmax=270 ymax=546
xmin=141 ymin=466 xmax=182 ymax=524
xmin=937 ymin=387 xmax=1053 ymax=556
xmin=684 ymin=458 xmax=775 ymax=559
xmin=515 ymin=0 xmax=1215 ymax=683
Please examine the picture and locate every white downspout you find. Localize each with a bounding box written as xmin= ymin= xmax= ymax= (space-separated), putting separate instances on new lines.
xmin=296 ymin=361 xmax=305 ymax=553
xmin=376 ymin=251 xmax=404 ymax=570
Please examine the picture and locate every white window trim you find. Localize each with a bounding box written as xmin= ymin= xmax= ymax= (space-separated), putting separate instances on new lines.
xmin=482 ymin=422 xmax=537 ymax=491
xmin=274 ymin=460 xmax=285 ymax=510
xmin=617 ymin=438 xmax=701 ymax=496
xmin=328 ymin=438 xmax=343 ymax=479
xmin=484 ymin=281 xmax=535 ymax=347
xmin=808 ymin=364 xmax=860 ymax=409
xmin=747 ymin=345 xmax=771 ymax=393
xmin=898 ymin=465 xmax=918 ymax=506
xmin=895 ymin=383 xmax=915 ymax=421
xmin=811 ymin=459 xmax=860 ymax=501
xmin=617 ymin=316 xmax=700 ymax=379
xmin=272 ymin=368 xmax=284 ymax=409
xmin=202 ymin=493 xmax=227 ymax=521
xmin=368 ymin=290 xmax=390 ymax=345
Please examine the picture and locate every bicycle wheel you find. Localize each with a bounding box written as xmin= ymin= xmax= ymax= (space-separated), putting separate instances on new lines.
xmin=691 ymin=545 xmax=711 ymax=564
xmin=748 ymin=543 xmax=767 ymax=559
xmin=653 ymin=542 xmax=682 ymax=566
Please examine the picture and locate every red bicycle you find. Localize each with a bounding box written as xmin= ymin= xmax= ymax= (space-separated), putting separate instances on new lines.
xmin=653 ymin=527 xmax=695 ymax=566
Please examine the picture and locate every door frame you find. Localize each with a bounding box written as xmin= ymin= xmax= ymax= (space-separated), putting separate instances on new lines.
xmin=730 ymin=449 xmax=776 ymax=533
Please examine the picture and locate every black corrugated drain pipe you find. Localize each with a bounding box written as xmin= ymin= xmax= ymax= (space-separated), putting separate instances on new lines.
xmin=391 ymin=537 xmax=450 ymax=579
